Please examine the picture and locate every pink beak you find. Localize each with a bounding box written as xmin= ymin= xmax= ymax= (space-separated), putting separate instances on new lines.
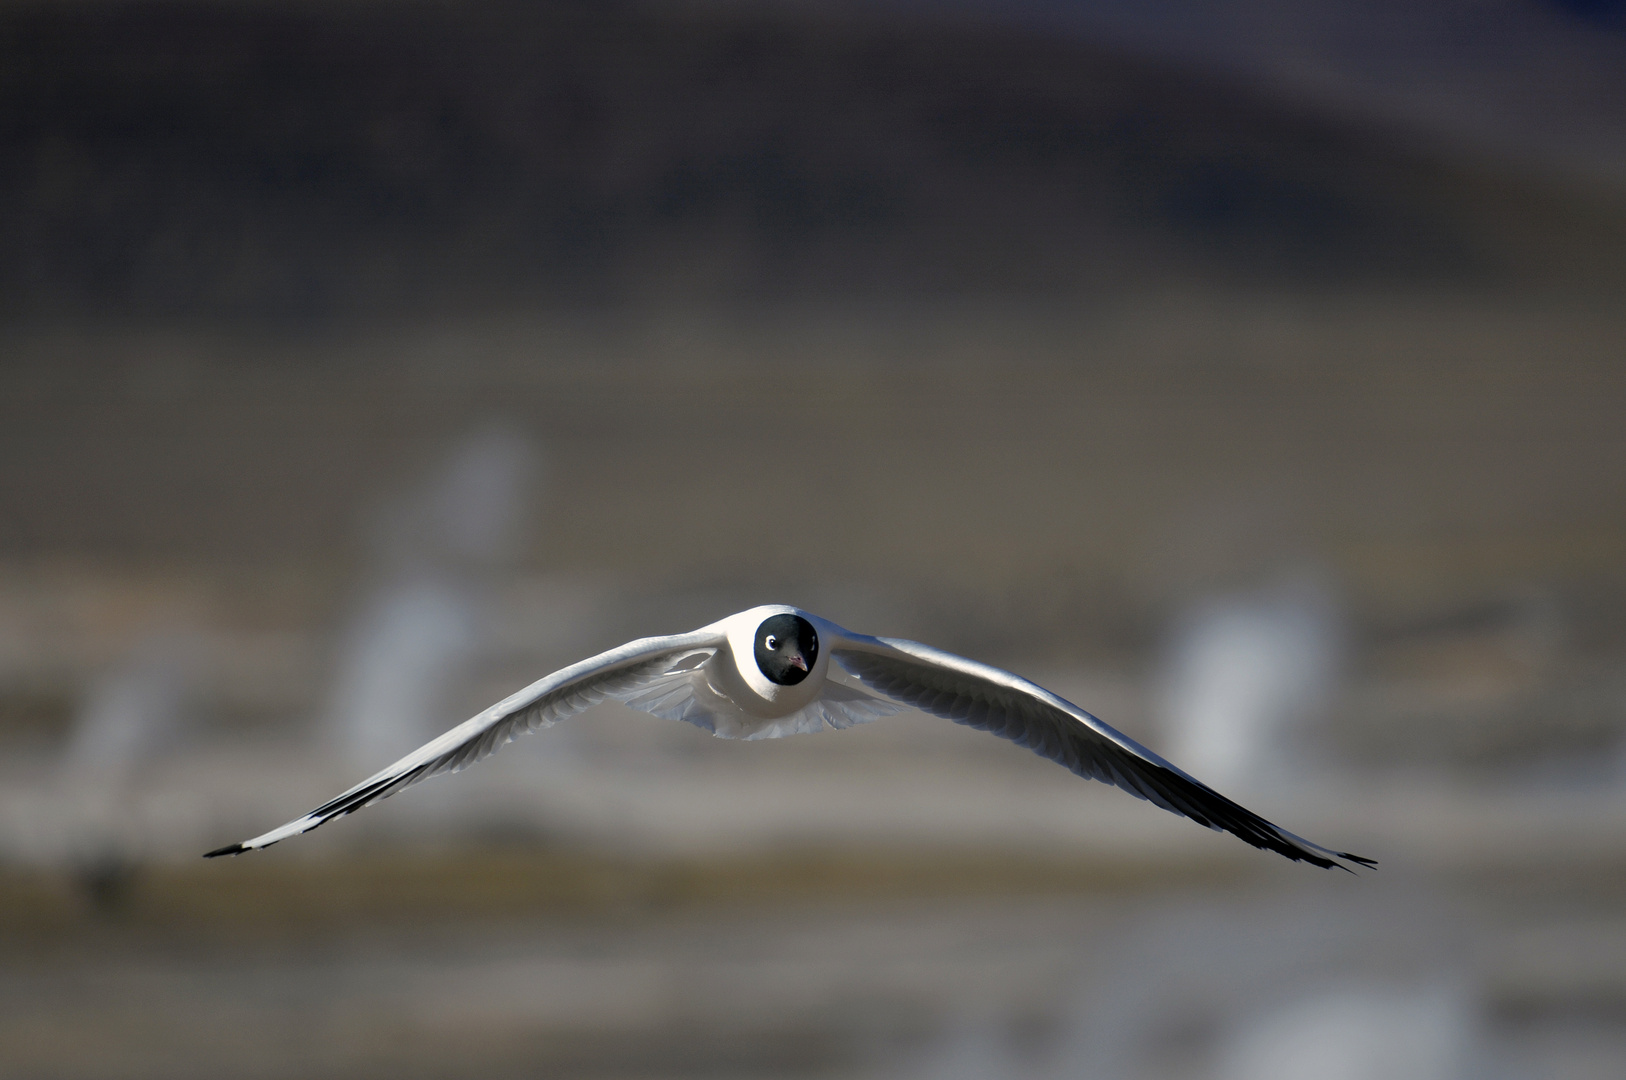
xmin=788 ymin=653 xmax=809 ymax=672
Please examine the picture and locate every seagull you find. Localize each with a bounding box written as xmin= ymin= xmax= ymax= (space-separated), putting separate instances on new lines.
xmin=205 ymin=605 xmax=1373 ymax=870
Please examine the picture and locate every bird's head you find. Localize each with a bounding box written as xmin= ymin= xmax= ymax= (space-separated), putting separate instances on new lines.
xmin=753 ymin=613 xmax=819 ymax=686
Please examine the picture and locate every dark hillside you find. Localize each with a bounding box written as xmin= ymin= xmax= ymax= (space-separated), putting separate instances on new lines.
xmin=5 ymin=2 xmax=1622 ymax=321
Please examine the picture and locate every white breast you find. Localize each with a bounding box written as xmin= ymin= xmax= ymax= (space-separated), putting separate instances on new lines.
xmin=711 ymin=605 xmax=832 ymax=719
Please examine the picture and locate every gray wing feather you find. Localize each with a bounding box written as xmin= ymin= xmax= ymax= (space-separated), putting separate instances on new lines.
xmin=731 ymin=679 xmax=908 ymax=740
xmin=832 ymin=635 xmax=1373 ymax=872
xmin=620 ymin=659 xmax=906 ymax=739
xmin=207 ymin=629 xmax=725 ymax=855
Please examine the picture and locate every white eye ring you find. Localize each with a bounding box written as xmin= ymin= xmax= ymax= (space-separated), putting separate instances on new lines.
xmin=765 ymin=635 xmax=779 ymax=649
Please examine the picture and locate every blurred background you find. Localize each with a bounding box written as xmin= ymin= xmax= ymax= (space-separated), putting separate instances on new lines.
xmin=3 ymin=1 xmax=1626 ymax=1077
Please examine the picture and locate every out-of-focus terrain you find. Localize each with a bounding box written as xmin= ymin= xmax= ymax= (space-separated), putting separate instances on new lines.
xmin=3 ymin=3 xmax=1626 ymax=1078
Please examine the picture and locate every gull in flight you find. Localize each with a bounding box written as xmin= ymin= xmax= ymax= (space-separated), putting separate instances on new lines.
xmin=205 ymin=605 xmax=1373 ymax=870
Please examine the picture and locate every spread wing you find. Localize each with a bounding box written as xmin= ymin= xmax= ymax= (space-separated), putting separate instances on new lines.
xmin=831 ymin=634 xmax=1373 ymax=871
xmin=204 ymin=628 xmax=726 ymax=856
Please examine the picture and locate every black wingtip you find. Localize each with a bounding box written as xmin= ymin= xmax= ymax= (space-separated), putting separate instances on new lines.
xmin=1320 ymin=850 xmax=1377 ymax=873
xmin=203 ymin=843 xmax=246 ymax=859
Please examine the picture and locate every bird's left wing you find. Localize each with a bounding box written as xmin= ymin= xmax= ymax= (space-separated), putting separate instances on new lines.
xmin=205 ymin=628 xmax=726 ymax=856
xmin=831 ymin=632 xmax=1373 ymax=871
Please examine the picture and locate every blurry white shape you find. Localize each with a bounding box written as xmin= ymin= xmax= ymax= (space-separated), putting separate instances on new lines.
xmin=55 ymin=629 xmax=200 ymax=882
xmin=65 ymin=633 xmax=194 ymax=774
xmin=374 ymin=423 xmax=538 ymax=571
xmin=331 ymin=424 xmax=540 ymax=769
xmin=1157 ymin=571 xmax=1343 ymax=790
xmin=1216 ymin=985 xmax=1474 ymax=1080
xmin=330 ymin=578 xmax=481 ymax=766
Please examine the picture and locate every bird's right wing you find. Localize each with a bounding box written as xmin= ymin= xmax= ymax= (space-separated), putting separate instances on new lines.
xmin=832 ymin=632 xmax=1373 ymax=871
xmin=205 ymin=628 xmax=726 ymax=856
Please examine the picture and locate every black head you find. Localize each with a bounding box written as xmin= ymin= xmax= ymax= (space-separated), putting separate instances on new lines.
xmin=754 ymin=614 xmax=819 ymax=686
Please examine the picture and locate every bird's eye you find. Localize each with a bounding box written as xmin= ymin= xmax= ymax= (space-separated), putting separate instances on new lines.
xmin=765 ymin=635 xmax=779 ymax=649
